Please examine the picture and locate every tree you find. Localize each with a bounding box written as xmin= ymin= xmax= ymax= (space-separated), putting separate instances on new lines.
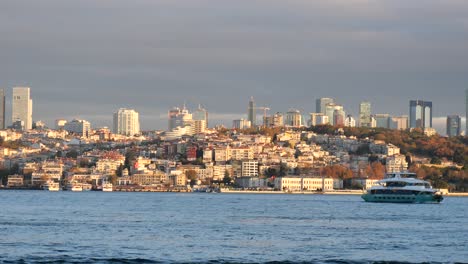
xmin=66 ymin=150 xmax=79 ymax=159
xmin=223 ymin=171 xmax=232 ymax=186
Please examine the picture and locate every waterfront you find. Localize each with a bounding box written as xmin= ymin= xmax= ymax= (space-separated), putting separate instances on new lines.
xmin=1 ymin=191 xmax=467 ymax=263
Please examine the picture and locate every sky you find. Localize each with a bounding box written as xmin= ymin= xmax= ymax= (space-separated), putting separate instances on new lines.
xmin=1 ymin=0 xmax=467 ymax=134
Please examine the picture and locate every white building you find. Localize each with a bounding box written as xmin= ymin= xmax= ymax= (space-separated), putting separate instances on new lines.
xmin=113 ymin=108 xmax=140 ymax=136
xmin=274 ymin=176 xmax=334 ymax=191
xmin=64 ymin=119 xmax=91 ymax=137
xmin=232 ymin=119 xmax=251 ymax=129
xmin=386 ymin=154 xmax=408 ymax=173
xmin=345 ymin=115 xmax=356 ymax=127
xmin=12 ymin=87 xmax=33 ymax=130
xmin=241 ymin=160 xmax=258 ymax=177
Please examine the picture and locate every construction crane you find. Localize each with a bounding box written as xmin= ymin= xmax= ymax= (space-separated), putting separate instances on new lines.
xmin=255 ymin=107 xmax=270 ymax=127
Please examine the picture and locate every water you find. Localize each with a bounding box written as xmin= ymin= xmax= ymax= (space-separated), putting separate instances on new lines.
xmin=0 ymin=191 xmax=467 ymax=263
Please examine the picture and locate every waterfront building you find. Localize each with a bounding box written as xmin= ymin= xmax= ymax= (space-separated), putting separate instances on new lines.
xmin=12 ymin=87 xmax=33 ymax=130
xmin=285 ymin=109 xmax=302 ymax=127
xmin=316 ymin=98 xmax=334 ymax=114
xmin=113 ymin=108 xmax=140 ymax=136
xmin=344 ymin=115 xmax=356 ymax=127
xmin=359 ymin=101 xmax=372 ymax=127
xmin=7 ymin=174 xmax=24 ymax=187
xmin=389 ymin=116 xmax=408 ymax=130
xmin=64 ymin=119 xmax=91 ymax=137
xmin=274 ymin=176 xmax=334 ymax=191
xmin=248 ymin=97 xmax=256 ymax=127
xmin=447 ymin=115 xmax=461 ymax=137
xmin=0 ymin=88 xmax=5 ymax=129
xmin=410 ymin=100 xmax=432 ymax=128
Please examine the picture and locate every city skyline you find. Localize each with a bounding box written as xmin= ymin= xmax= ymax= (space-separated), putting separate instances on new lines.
xmin=1 ymin=1 xmax=467 ymax=133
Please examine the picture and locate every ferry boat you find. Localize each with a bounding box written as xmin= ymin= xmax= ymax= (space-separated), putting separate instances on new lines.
xmin=43 ymin=181 xmax=60 ymax=191
xmin=361 ymin=172 xmax=444 ymax=203
xmin=102 ymin=183 xmax=113 ymax=192
xmin=65 ymin=182 xmax=83 ymax=192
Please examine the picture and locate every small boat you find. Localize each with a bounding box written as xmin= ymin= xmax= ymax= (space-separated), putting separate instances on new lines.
xmin=362 ymin=172 xmax=444 ymax=203
xmin=102 ymin=183 xmax=113 ymax=192
xmin=65 ymin=182 xmax=83 ymax=192
xmin=43 ymin=181 xmax=60 ymax=191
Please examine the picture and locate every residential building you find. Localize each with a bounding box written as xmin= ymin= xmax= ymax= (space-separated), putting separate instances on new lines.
xmin=386 ymin=155 xmax=408 ymax=173
xmin=410 ymin=100 xmax=432 ymax=128
xmin=344 ymin=115 xmax=356 ymax=127
xmin=265 ymin=112 xmax=283 ymax=127
xmin=113 ymin=108 xmax=140 ymax=136
xmin=447 ymin=115 xmax=461 ymax=137
xmin=168 ymin=106 xmax=193 ymax=132
xmin=12 ymin=87 xmax=33 ymax=130
xmin=7 ymin=174 xmax=24 ymax=187
xmin=233 ymin=119 xmax=251 ymax=129
xmin=241 ymin=160 xmax=258 ymax=177
xmin=359 ymin=101 xmax=372 ymax=127
xmin=389 ymin=116 xmax=408 ymax=130
xmin=64 ymin=119 xmax=91 ymax=137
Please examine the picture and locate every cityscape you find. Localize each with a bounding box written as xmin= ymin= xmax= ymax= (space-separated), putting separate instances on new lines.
xmin=0 ymin=86 xmax=466 ymax=193
xmin=2 ymin=1 xmax=468 ymax=263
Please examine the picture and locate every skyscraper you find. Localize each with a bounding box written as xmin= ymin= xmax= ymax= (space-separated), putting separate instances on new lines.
xmin=193 ymin=105 xmax=208 ymax=133
xmin=465 ymin=89 xmax=468 ymax=134
xmin=359 ymin=101 xmax=372 ymax=127
xmin=325 ymin=103 xmax=344 ymax=126
xmin=113 ymin=108 xmax=140 ymax=136
xmin=0 ymin=88 xmax=5 ymax=129
xmin=316 ymin=98 xmax=334 ymax=114
xmin=447 ymin=115 xmax=461 ymax=137
xmin=409 ymin=100 xmax=432 ymax=129
xmin=12 ymin=87 xmax=33 ymax=130
xmin=248 ymin=97 xmax=256 ymax=127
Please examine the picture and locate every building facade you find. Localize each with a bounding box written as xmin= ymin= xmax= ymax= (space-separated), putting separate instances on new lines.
xmin=113 ymin=108 xmax=140 ymax=136
xmin=359 ymin=101 xmax=372 ymax=127
xmin=0 ymin=88 xmax=5 ymax=129
xmin=12 ymin=87 xmax=33 ymax=130
xmin=446 ymin=115 xmax=461 ymax=137
xmin=409 ymin=100 xmax=432 ymax=128
xmin=316 ymin=98 xmax=334 ymax=114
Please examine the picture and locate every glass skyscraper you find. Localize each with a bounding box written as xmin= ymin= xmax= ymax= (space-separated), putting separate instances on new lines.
xmin=409 ymin=100 xmax=432 ymax=129
xmin=447 ymin=115 xmax=461 ymax=137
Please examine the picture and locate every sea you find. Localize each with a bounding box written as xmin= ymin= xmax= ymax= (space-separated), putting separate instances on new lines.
xmin=0 ymin=191 xmax=467 ymax=264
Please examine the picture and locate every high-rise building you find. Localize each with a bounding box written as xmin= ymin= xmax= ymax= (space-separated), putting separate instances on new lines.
xmin=466 ymin=89 xmax=468 ymax=134
xmin=447 ymin=115 xmax=461 ymax=137
xmin=344 ymin=115 xmax=356 ymax=127
xmin=389 ymin=116 xmax=408 ymax=130
xmin=64 ymin=119 xmax=91 ymax=137
xmin=409 ymin=100 xmax=432 ymax=128
xmin=333 ymin=109 xmax=346 ymax=126
xmin=316 ymin=98 xmax=334 ymax=114
xmin=0 ymin=88 xmax=5 ymax=129
xmin=248 ymin=97 xmax=256 ymax=127
xmin=193 ymin=105 xmax=208 ymax=133
xmin=325 ymin=103 xmax=344 ymax=126
xmin=113 ymin=108 xmax=140 ymax=136
xmin=374 ymin=114 xmax=390 ymax=129
xmin=233 ymin=119 xmax=251 ymax=129
xmin=359 ymin=101 xmax=372 ymax=127
xmin=168 ymin=106 xmax=193 ymax=132
xmin=285 ymin=109 xmax=302 ymax=127
xmin=12 ymin=87 xmax=33 ymax=130
xmin=265 ymin=112 xmax=283 ymax=127
xmin=309 ymin=113 xmax=329 ymax=126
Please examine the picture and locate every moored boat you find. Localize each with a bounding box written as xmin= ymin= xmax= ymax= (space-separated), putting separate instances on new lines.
xmin=43 ymin=181 xmax=60 ymax=191
xmin=361 ymin=172 xmax=443 ymax=203
xmin=102 ymin=183 xmax=113 ymax=192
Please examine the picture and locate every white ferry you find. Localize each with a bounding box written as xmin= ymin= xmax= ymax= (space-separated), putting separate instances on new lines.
xmin=361 ymin=172 xmax=443 ymax=203
xmin=43 ymin=181 xmax=60 ymax=191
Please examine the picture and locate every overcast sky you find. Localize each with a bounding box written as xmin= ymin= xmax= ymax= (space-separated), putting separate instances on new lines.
xmin=1 ymin=0 xmax=467 ymax=133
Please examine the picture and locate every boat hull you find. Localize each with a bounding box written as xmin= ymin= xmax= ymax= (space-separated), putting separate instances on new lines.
xmin=362 ymin=193 xmax=443 ymax=203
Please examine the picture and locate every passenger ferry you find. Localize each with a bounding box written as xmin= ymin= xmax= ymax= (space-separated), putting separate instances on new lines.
xmin=361 ymin=172 xmax=443 ymax=203
xmin=43 ymin=181 xmax=60 ymax=191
